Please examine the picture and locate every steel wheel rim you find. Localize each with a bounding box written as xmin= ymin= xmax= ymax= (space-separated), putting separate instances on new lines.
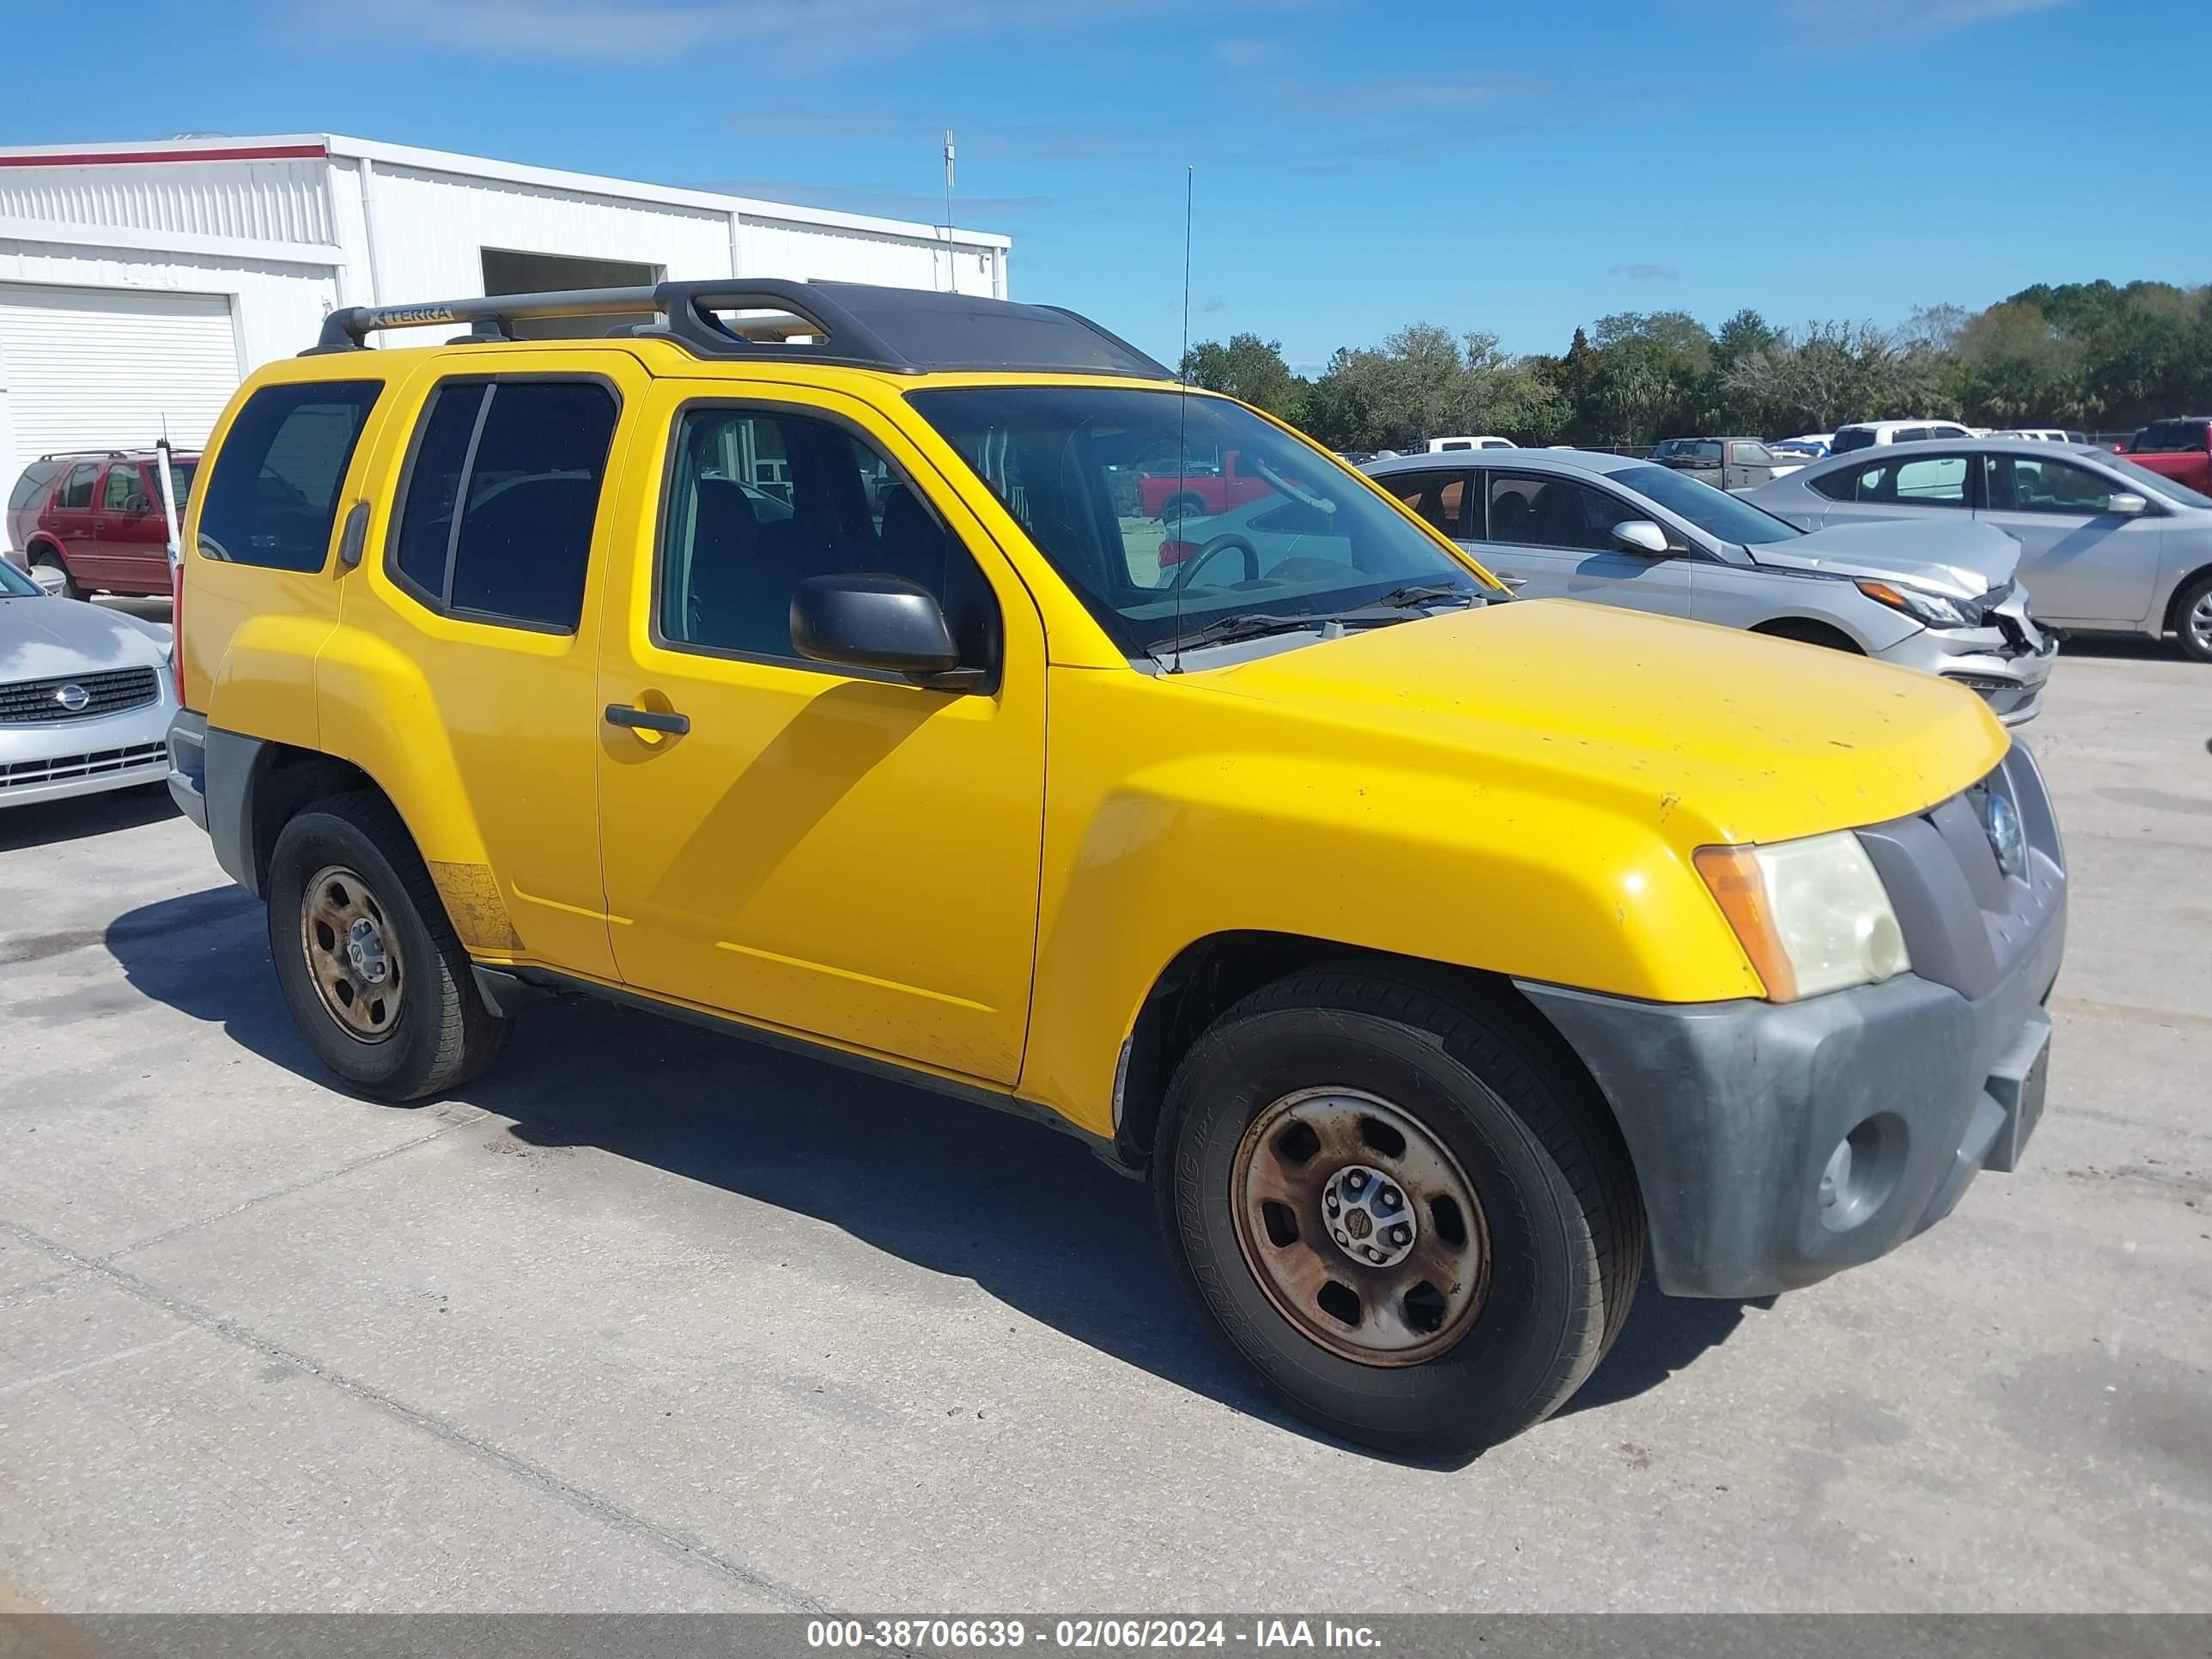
xmin=1230 ymin=1086 xmax=1490 ymax=1366
xmin=2190 ymin=591 xmax=2212 ymax=653
xmin=299 ymin=864 xmax=403 ymax=1042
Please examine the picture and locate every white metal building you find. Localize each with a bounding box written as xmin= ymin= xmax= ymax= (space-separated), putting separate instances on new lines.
xmin=0 ymin=132 xmax=1012 ymax=546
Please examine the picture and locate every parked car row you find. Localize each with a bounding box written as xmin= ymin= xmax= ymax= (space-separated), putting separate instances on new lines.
xmin=1359 ymin=450 xmax=2053 ymax=722
xmin=1747 ymin=438 xmax=2212 ymax=663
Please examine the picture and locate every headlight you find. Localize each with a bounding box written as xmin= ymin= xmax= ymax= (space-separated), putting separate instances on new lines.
xmin=1856 ymin=578 xmax=1978 ymax=629
xmin=1694 ymin=831 xmax=1911 ymax=1001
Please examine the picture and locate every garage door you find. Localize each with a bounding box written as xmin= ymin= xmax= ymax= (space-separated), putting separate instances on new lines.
xmin=0 ymin=283 xmax=240 ymax=477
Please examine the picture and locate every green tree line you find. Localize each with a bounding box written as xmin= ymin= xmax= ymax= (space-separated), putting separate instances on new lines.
xmin=1178 ymin=279 xmax=2212 ymax=452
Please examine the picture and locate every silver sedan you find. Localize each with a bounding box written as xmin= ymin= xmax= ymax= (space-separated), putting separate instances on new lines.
xmin=1361 ymin=448 xmax=2056 ymax=724
xmin=1745 ymin=438 xmax=2212 ymax=664
xmin=1 ymin=559 xmax=177 ymax=808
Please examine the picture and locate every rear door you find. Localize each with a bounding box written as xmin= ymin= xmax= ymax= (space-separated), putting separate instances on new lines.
xmin=1477 ymin=469 xmax=1691 ymax=615
xmin=46 ymin=462 xmax=100 ymax=578
xmin=88 ymin=463 xmax=168 ymax=592
xmin=332 ymin=356 xmax=643 ymax=981
xmin=1977 ymin=453 xmax=2160 ymax=625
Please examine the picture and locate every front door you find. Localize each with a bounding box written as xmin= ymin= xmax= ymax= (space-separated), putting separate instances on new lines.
xmin=1476 ymin=470 xmax=1692 ymax=616
xmin=595 ymin=384 xmax=1047 ymax=1085
xmin=1977 ymin=453 xmax=2161 ymax=626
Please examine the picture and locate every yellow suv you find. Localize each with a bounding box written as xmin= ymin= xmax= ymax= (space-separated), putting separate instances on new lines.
xmin=167 ymin=280 xmax=2065 ymax=1456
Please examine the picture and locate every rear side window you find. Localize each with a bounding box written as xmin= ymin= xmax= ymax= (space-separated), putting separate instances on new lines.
xmin=2136 ymin=420 xmax=2209 ymax=453
xmin=1820 ymin=454 xmax=1970 ymax=507
xmin=197 ymin=381 xmax=384 ymax=570
xmin=1830 ymin=428 xmax=1875 ymax=454
xmin=388 ymin=379 xmax=619 ymax=633
xmin=58 ymin=465 xmax=98 ymax=509
xmin=8 ymin=462 xmax=58 ymax=512
xmin=1382 ymin=470 xmax=1474 ymax=538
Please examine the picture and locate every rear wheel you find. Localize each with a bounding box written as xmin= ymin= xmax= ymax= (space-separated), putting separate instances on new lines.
xmin=1154 ymin=969 xmax=1643 ymax=1458
xmin=2172 ymin=572 xmax=2212 ymax=665
xmin=1158 ymin=490 xmax=1207 ymax=526
xmin=31 ymin=549 xmax=83 ymax=601
xmin=265 ymin=791 xmax=509 ymax=1102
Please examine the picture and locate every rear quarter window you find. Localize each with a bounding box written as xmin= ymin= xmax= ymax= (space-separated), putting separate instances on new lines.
xmin=196 ymin=380 xmax=385 ymax=570
xmin=9 ymin=462 xmax=58 ymax=512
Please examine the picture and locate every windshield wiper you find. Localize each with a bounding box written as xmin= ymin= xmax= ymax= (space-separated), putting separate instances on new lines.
xmin=1152 ymin=611 xmax=1325 ymax=662
xmin=1364 ymin=581 xmax=1487 ymax=611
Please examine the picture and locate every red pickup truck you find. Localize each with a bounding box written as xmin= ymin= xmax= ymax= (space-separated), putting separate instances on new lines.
xmin=1139 ymin=450 xmax=1278 ymax=521
xmin=2123 ymin=418 xmax=2212 ymax=492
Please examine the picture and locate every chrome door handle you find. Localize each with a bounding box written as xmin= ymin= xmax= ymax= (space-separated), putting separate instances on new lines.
xmin=605 ymin=703 xmax=690 ymax=736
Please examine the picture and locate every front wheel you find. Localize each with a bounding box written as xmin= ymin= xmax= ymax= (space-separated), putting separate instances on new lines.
xmin=265 ymin=792 xmax=510 ymax=1102
xmin=1155 ymin=970 xmax=1643 ymax=1458
xmin=2173 ymin=572 xmax=2212 ymax=665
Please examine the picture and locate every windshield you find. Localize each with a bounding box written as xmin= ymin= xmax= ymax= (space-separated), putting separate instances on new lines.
xmin=0 ymin=559 xmax=40 ymax=598
xmin=908 ymin=386 xmax=1489 ymax=657
xmin=2104 ymin=455 xmax=2212 ymax=511
xmin=1610 ymin=463 xmax=1804 ymax=545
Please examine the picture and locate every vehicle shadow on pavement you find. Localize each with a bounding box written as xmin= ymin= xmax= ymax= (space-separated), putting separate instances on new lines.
xmin=0 ymin=784 xmax=175 ymax=853
xmin=1563 ymin=1283 xmax=1773 ymax=1418
xmin=106 ymin=884 xmax=1753 ymax=1467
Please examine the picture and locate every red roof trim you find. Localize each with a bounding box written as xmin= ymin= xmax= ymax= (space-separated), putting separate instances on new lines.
xmin=0 ymin=143 xmax=328 ymax=169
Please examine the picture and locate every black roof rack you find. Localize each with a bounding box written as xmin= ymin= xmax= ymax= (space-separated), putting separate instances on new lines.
xmin=309 ymin=277 xmax=1174 ymax=380
xmin=38 ymin=449 xmax=131 ymax=461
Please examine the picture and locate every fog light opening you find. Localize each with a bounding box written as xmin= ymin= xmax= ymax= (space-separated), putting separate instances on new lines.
xmin=1819 ymin=1113 xmax=1906 ymax=1233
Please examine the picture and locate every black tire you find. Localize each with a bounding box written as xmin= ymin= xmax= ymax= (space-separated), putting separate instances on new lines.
xmin=32 ymin=549 xmax=85 ymax=602
xmin=2171 ymin=571 xmax=2212 ymax=665
xmin=265 ymin=790 xmax=510 ymax=1103
xmin=1154 ymin=969 xmax=1644 ymax=1458
xmin=1159 ymin=491 xmax=1207 ymax=525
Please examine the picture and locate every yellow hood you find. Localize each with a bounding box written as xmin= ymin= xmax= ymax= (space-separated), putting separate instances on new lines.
xmin=1198 ymin=599 xmax=2008 ymax=848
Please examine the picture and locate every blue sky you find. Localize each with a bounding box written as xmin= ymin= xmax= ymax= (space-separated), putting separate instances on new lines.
xmin=6 ymin=0 xmax=2203 ymax=370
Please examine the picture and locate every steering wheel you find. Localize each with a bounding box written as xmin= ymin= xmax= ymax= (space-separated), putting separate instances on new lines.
xmin=1169 ymin=533 xmax=1261 ymax=590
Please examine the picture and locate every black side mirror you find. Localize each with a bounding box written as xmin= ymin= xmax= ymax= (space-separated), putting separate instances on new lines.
xmin=790 ymin=574 xmax=984 ymax=691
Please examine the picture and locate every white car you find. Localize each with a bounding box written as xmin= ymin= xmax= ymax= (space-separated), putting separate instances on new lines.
xmin=0 ymin=561 xmax=177 ymax=807
xmin=1423 ymin=436 xmax=1516 ymax=453
xmin=1829 ymin=420 xmax=1976 ymax=455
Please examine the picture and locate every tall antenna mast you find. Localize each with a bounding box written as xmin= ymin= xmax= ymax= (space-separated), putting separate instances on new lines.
xmin=1170 ymin=164 xmax=1194 ymax=674
xmin=941 ymin=128 xmax=957 ymax=293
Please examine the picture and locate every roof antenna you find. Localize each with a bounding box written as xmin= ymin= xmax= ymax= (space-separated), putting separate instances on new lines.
xmin=1170 ymin=163 xmax=1194 ymax=675
xmin=941 ymin=128 xmax=956 ymax=294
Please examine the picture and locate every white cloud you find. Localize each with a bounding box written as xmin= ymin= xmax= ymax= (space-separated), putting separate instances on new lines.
xmin=1769 ymin=0 xmax=2069 ymax=43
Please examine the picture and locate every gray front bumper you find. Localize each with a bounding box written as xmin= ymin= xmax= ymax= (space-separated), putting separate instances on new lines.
xmin=1519 ymin=742 xmax=2067 ymax=1298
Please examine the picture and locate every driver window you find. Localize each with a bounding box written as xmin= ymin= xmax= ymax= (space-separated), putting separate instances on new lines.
xmin=100 ymin=466 xmax=143 ymax=511
xmin=1488 ymin=472 xmax=1620 ymax=550
xmin=1988 ymin=457 xmax=2115 ymax=514
xmin=658 ymin=405 xmax=999 ymax=671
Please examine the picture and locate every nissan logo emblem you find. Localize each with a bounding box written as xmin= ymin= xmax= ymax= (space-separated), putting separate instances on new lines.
xmin=53 ymin=683 xmax=90 ymax=714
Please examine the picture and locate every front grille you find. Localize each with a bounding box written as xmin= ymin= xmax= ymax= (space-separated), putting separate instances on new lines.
xmin=0 ymin=741 xmax=167 ymax=790
xmin=0 ymin=666 xmax=160 ymax=725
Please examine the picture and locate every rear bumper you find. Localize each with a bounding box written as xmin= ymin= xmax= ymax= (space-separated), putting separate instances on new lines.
xmin=167 ymin=708 xmax=210 ymax=829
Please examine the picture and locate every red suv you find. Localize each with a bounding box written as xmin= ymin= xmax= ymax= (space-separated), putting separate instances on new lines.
xmin=6 ymin=448 xmax=198 ymax=599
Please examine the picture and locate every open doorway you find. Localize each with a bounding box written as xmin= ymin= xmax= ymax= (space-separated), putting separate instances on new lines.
xmin=480 ymin=248 xmax=662 ymax=337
